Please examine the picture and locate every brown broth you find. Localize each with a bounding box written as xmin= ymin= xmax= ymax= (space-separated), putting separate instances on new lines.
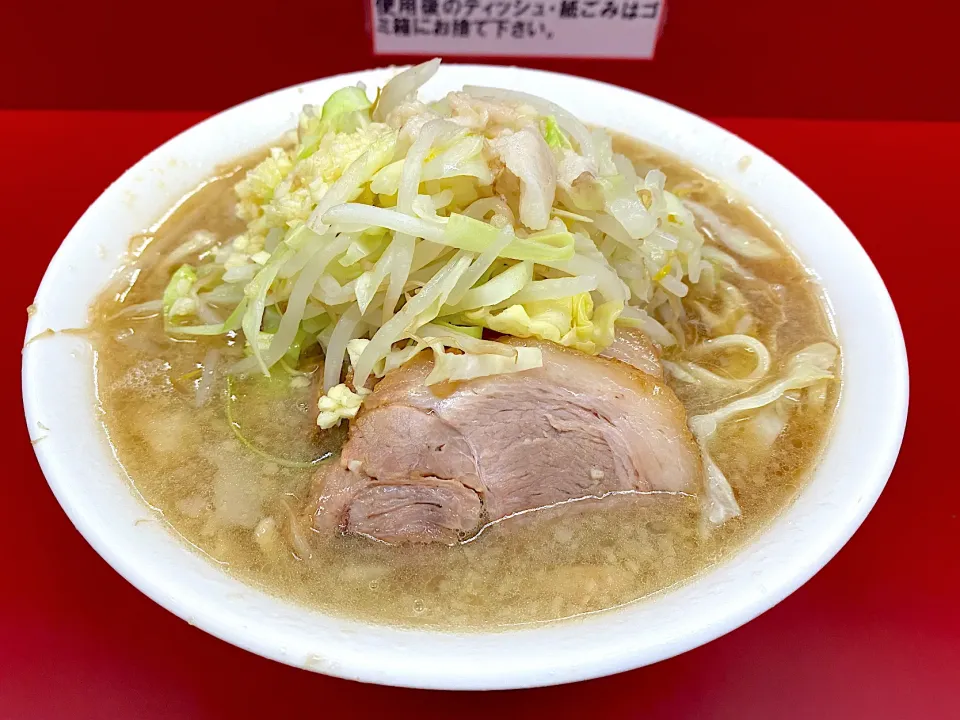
xmin=88 ymin=137 xmax=839 ymax=629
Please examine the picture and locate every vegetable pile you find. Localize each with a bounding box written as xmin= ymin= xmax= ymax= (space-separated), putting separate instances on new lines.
xmin=161 ymin=58 xmax=713 ymax=420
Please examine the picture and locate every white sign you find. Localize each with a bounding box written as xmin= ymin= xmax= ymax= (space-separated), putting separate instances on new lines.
xmin=369 ymin=0 xmax=665 ymax=59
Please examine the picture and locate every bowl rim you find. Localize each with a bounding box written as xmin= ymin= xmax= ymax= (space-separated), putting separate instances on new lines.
xmin=22 ymin=63 xmax=908 ymax=690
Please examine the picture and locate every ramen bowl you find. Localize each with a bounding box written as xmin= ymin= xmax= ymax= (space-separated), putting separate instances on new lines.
xmin=22 ymin=65 xmax=908 ymax=690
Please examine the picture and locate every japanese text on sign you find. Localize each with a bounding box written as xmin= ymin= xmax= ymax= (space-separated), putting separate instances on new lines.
xmin=370 ymin=0 xmax=664 ymax=59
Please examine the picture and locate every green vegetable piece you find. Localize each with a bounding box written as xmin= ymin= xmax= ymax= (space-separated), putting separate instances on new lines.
xmin=321 ymin=86 xmax=372 ymax=130
xmin=262 ymin=305 xmax=283 ymax=334
xmin=301 ymin=313 xmax=331 ymax=335
xmin=162 ymin=265 xmax=197 ymax=320
xmin=542 ymin=115 xmax=571 ymax=150
xmin=283 ymin=327 xmax=311 ymax=367
xmin=430 ymin=320 xmax=483 ymax=339
xmin=444 ymin=214 xmax=575 ymax=262
xmin=297 ymin=86 xmax=373 ymax=160
xmin=166 ymin=299 xmax=248 ymax=336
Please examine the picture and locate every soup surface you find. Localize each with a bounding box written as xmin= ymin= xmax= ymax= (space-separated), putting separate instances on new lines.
xmin=90 ymin=136 xmax=839 ymax=629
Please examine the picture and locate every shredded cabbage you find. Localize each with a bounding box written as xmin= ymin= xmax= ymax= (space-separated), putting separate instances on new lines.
xmin=444 ymin=260 xmax=532 ymax=313
xmin=462 ymin=293 xmax=621 ymax=354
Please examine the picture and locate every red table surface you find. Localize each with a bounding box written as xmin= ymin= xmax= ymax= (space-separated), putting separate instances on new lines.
xmin=4 ymin=111 xmax=955 ymax=718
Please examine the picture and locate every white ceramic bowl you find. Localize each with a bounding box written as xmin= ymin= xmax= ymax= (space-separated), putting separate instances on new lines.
xmin=22 ymin=65 xmax=908 ymax=690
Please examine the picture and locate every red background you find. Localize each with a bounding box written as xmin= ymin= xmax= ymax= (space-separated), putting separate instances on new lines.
xmin=1 ymin=0 xmax=958 ymax=121
xmin=6 ymin=1 xmax=959 ymax=717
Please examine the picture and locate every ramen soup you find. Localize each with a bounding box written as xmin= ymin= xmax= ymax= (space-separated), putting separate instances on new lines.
xmin=89 ymin=60 xmax=839 ymax=628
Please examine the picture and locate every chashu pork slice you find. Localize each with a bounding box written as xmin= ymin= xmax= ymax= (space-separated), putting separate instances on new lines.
xmin=312 ymin=336 xmax=700 ymax=544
